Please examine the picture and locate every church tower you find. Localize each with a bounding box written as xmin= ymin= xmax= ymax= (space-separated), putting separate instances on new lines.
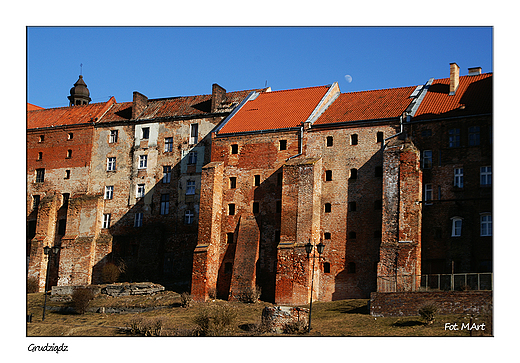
xmin=68 ymin=75 xmax=91 ymax=106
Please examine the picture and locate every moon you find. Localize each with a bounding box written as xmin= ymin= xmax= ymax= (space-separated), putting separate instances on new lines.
xmin=344 ymin=74 xmax=353 ymax=83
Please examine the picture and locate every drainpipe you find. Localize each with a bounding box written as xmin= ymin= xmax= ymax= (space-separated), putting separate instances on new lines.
xmin=382 ymin=114 xmax=407 ymax=151
xmin=286 ymin=125 xmax=304 ymax=161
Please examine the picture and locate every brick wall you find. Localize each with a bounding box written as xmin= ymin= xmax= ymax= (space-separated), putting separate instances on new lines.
xmin=370 ymin=291 xmax=492 ymax=317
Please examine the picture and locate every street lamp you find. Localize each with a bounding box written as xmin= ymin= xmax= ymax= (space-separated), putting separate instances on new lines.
xmin=305 ymin=239 xmax=325 ymax=334
xmin=42 ymin=245 xmax=60 ymax=321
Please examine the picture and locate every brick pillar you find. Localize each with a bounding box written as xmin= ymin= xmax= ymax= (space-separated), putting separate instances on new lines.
xmin=275 ymin=156 xmax=322 ymax=305
xmin=27 ymin=194 xmax=59 ymax=292
xmin=191 ymin=161 xmax=224 ymax=301
xmin=378 ymin=139 xmax=422 ymax=292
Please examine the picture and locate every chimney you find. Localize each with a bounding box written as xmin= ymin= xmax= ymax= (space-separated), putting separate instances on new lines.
xmin=468 ymin=67 xmax=482 ymax=76
xmin=449 ymin=63 xmax=460 ymax=95
xmin=132 ymin=91 xmax=148 ymax=119
xmin=211 ymin=83 xmax=226 ymax=113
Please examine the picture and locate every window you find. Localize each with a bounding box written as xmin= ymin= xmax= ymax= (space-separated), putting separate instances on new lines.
xmin=424 ymin=184 xmax=433 ymax=204
xmin=67 ymin=132 xmax=73 ymax=140
xmin=422 ymin=150 xmax=432 ymax=169
xmin=348 ymin=201 xmax=357 ymax=212
xmin=227 ymin=232 xmax=234 ymax=244
xmin=160 ymin=194 xmax=170 ymax=215
xmin=134 ymin=212 xmax=143 ymax=227
xmin=469 ymin=126 xmax=480 ymax=146
xmin=109 ymin=130 xmax=118 ymax=143
xmin=375 ymin=166 xmax=383 ymax=177
xmin=325 ymin=170 xmax=333 ymax=181
xmin=136 ymin=184 xmax=145 ymax=198
xmin=348 ymin=231 xmax=357 ymax=240
xmin=326 ymin=136 xmax=333 ymax=147
xmin=35 ymin=168 xmax=45 ymax=183
xmin=229 ymin=177 xmax=237 ymax=189
xmin=189 ymin=124 xmax=198 ymax=144
xmin=449 ymin=128 xmax=460 ymax=147
xmin=65 ymin=170 xmax=71 ymax=179
xmin=163 ymin=166 xmax=171 ymax=183
xmin=347 ymin=262 xmax=356 ymax=274
xmin=141 ymin=127 xmax=150 ymax=140
xmin=349 ymin=168 xmax=358 ymax=180
xmin=228 ymin=204 xmax=236 ymax=216
xmin=231 ymin=144 xmax=239 ymax=154
xmin=138 ymin=155 xmax=148 ymax=169
xmin=374 ymin=199 xmax=382 ymax=210
xmin=186 ymin=180 xmax=196 ymax=195
xmin=252 ymin=201 xmax=259 ymax=214
xmin=480 ymin=166 xmax=492 ymax=185
xmin=421 ymin=129 xmax=432 ymax=137
xmin=37 ymin=152 xmax=42 ymax=160
xmin=351 ymin=134 xmax=358 ymax=145
xmin=165 ymin=137 xmax=173 ymax=152
xmin=451 ymin=217 xmax=462 ymax=237
xmin=324 ymin=232 xmax=331 ymax=240
xmin=279 ymin=140 xmax=287 ymax=150
xmin=185 ymin=210 xmax=194 ymax=224
xmin=66 ymin=149 xmax=72 ymax=158
xmin=32 ymin=195 xmax=40 ymax=209
xmin=254 ymin=175 xmax=261 ymax=186
xmin=454 ymin=168 xmax=464 ymax=188
xmin=38 ymin=135 xmax=44 ymax=143
xmin=104 ymin=186 xmax=114 ymax=200
xmin=188 ymin=151 xmax=197 ymax=165
xmin=323 ymin=262 xmax=331 ymax=274
xmin=102 ymin=214 xmax=111 ymax=229
xmin=480 ymin=214 xmax=492 ymax=236
xmin=376 ymin=131 xmax=384 ymax=143
xmin=107 ymin=157 xmax=116 ymax=171
xmin=324 ymin=203 xmax=331 ymax=213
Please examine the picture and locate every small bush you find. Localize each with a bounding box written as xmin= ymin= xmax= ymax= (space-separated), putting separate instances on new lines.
xmin=71 ymin=287 xmax=95 ymax=314
xmin=27 ymin=277 xmax=39 ymax=293
xmin=193 ymin=303 xmax=237 ymax=336
xmin=127 ymin=317 xmax=165 ymax=336
xmin=236 ymin=285 xmax=262 ymax=303
xmin=180 ymin=292 xmax=193 ymax=308
xmin=418 ymin=304 xmax=438 ymax=325
xmin=101 ymin=262 xmax=121 ymax=284
xmin=283 ymin=320 xmax=308 ymax=335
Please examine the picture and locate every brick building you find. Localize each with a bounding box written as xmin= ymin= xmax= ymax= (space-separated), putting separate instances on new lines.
xmin=27 ymin=63 xmax=492 ymax=305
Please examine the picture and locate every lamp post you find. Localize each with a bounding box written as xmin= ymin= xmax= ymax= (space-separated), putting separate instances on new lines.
xmin=305 ymin=239 xmax=325 ymax=334
xmin=42 ymin=245 xmax=60 ymax=321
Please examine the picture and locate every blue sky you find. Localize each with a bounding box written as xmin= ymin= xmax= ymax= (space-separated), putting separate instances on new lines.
xmin=27 ymin=26 xmax=492 ymax=108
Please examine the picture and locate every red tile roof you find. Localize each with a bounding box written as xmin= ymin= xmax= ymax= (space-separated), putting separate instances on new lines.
xmin=413 ymin=73 xmax=492 ymax=120
xmin=217 ymin=85 xmax=331 ymax=134
xmin=314 ymin=86 xmax=416 ymax=126
xmin=27 ymin=103 xmax=44 ymax=111
xmin=27 ymin=98 xmax=116 ymax=129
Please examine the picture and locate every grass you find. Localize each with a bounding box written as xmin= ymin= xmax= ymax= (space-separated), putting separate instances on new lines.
xmin=26 ymin=291 xmax=491 ymax=337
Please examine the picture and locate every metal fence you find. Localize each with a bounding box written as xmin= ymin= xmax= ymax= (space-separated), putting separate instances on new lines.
xmin=377 ymin=272 xmax=493 ymax=292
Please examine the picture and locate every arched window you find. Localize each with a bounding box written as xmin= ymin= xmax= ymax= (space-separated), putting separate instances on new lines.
xmin=451 ymin=216 xmax=463 ymax=237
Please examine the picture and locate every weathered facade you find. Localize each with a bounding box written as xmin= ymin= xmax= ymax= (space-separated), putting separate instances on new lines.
xmin=27 ymin=63 xmax=492 ymax=306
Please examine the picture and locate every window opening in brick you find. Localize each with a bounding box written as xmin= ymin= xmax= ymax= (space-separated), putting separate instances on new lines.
xmin=66 ymin=149 xmax=72 ymax=158
xmin=141 ymin=127 xmax=150 ymax=140
xmin=421 ymin=129 xmax=432 ymax=137
xmin=325 ymin=170 xmax=333 ymax=181
xmin=165 ymin=137 xmax=173 ymax=152
xmin=190 ymin=124 xmax=198 ymax=144
xmin=348 ymin=201 xmax=357 ymax=212
xmin=104 ymin=186 xmax=114 ymax=200
xmin=324 ymin=232 xmax=331 ymax=240
xmin=454 ymin=168 xmax=464 ymax=188
xmin=448 ymin=128 xmax=460 ymax=147
xmin=109 ymin=130 xmax=118 ymax=143
xmin=480 ymin=166 xmax=492 ymax=185
xmin=136 ymin=184 xmax=145 ymax=198
xmin=348 ymin=231 xmax=357 ymax=240
xmin=160 ymin=194 xmax=170 ymax=215
xmin=163 ymin=166 xmax=172 ymax=183
xmin=134 ymin=212 xmax=143 ymax=227
xmin=188 ymin=151 xmax=197 ymax=165
xmin=326 ymin=136 xmax=333 ymax=147
xmin=37 ymin=152 xmax=42 ymax=160
xmin=231 ymin=144 xmax=238 ymax=154
xmin=102 ymin=214 xmax=111 ymax=229
xmin=227 ymin=232 xmax=234 ymax=244
xmin=323 ymin=262 xmax=331 ymax=274
xmin=451 ymin=217 xmax=462 ymax=237
xmin=228 ymin=203 xmax=235 ymax=215
xmin=186 ymin=180 xmax=196 ymax=195
xmin=375 ymin=166 xmax=383 ymax=177
xmin=324 ymin=203 xmax=331 ymax=213
xmin=229 ymin=177 xmax=237 ymax=189
xmin=254 ymin=174 xmax=261 ymax=186
xmin=67 ymin=132 xmax=73 ymax=140
xmin=350 ymin=134 xmax=358 ymax=145
xmin=347 ymin=262 xmax=356 ymax=273
xmin=279 ymin=140 xmax=287 ymax=150
xmin=469 ymin=126 xmax=480 ymax=146
xmin=32 ymin=195 xmax=40 ymax=209
xmin=107 ymin=157 xmax=116 ymax=171
xmin=65 ymin=170 xmax=71 ymax=179
xmin=35 ymin=168 xmax=45 ymax=183
xmin=376 ymin=131 xmax=384 ymax=143
xmin=480 ymin=213 xmax=492 ymax=237
xmin=349 ymin=168 xmax=358 ymax=180
xmin=252 ymin=201 xmax=260 ymax=214
xmin=422 ymin=150 xmax=432 ymax=169
xmin=185 ymin=210 xmax=194 ymax=224
xmin=424 ymin=184 xmax=433 ymax=204
xmin=138 ymin=155 xmax=148 ymax=169
xmin=38 ymin=135 xmax=44 ymax=143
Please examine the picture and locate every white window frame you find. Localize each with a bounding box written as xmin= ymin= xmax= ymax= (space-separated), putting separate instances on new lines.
xmin=480 ymin=166 xmax=492 ymax=186
xmin=134 ymin=212 xmax=143 ymax=227
xmin=160 ymin=194 xmax=170 ymax=215
xmin=189 ymin=124 xmax=198 ymax=145
xmin=188 ymin=151 xmax=197 ymax=165
xmin=163 ymin=165 xmax=171 ymax=184
xmin=107 ymin=157 xmax=116 ymax=171
xmin=185 ymin=210 xmax=194 ymax=224
xmin=422 ymin=150 xmax=432 ymax=169
xmin=424 ymin=184 xmax=433 ymax=204
xmin=186 ymin=180 xmax=196 ymax=195
xmin=102 ymin=214 xmax=111 ymax=229
xmin=141 ymin=127 xmax=150 ymax=140
xmin=451 ymin=217 xmax=463 ymax=237
xmin=35 ymin=168 xmax=45 ymax=183
xmin=104 ymin=186 xmax=114 ymax=200
xmin=454 ymin=168 xmax=464 ymax=188
xmin=109 ymin=130 xmax=118 ymax=143
xmin=165 ymin=137 xmax=173 ymax=152
xmin=138 ymin=155 xmax=148 ymax=169
xmin=136 ymin=184 xmax=145 ymax=198
xmin=480 ymin=213 xmax=492 ymax=236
